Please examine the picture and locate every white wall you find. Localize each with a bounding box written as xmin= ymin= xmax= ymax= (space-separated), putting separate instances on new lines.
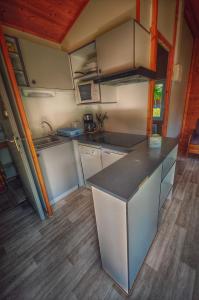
xmin=167 ymin=9 xmax=193 ymax=137
xmin=22 ymin=82 xmax=148 ymax=138
xmin=100 ymin=83 xmax=148 ymax=135
xmin=157 ymin=0 xmax=176 ymax=44
xmin=62 ymin=0 xmax=136 ymax=52
xmin=140 ymin=0 xmax=152 ymax=30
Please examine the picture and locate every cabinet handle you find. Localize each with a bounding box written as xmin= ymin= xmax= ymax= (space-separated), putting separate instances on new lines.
xmin=32 ymin=79 xmax=36 ymax=84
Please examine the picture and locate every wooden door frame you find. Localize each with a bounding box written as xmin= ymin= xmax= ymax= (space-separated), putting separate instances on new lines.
xmin=179 ymin=38 xmax=197 ymax=152
xmin=0 ymin=26 xmax=53 ymax=217
xmin=136 ymin=0 xmax=180 ymax=136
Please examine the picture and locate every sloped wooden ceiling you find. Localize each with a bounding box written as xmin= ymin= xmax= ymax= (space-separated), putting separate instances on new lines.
xmin=185 ymin=0 xmax=199 ymax=37
xmin=0 ymin=0 xmax=89 ymax=43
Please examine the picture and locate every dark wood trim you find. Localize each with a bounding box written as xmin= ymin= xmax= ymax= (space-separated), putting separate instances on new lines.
xmin=136 ymin=0 xmax=141 ymax=23
xmin=0 ymin=25 xmax=53 ymax=216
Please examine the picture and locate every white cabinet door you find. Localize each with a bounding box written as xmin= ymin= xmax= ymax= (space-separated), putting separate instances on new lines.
xmin=38 ymin=142 xmax=78 ymax=204
xmin=19 ymin=39 xmax=73 ymax=89
xmin=79 ymin=145 xmax=102 ymax=180
xmin=102 ymin=149 xmax=126 ymax=169
xmin=128 ymin=165 xmax=162 ymax=287
xmin=96 ymin=20 xmax=134 ymax=75
xmin=92 ymin=187 xmax=129 ymax=293
xmin=134 ymin=22 xmax=150 ymax=69
xmin=96 ymin=20 xmax=151 ymax=75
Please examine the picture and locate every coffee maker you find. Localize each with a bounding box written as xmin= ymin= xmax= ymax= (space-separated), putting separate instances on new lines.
xmin=83 ymin=113 xmax=96 ymax=133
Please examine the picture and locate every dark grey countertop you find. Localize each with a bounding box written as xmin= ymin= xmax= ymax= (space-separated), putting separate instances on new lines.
xmin=73 ymin=131 xmax=147 ymax=153
xmin=35 ymin=131 xmax=146 ymax=152
xmin=87 ymin=137 xmax=178 ymax=202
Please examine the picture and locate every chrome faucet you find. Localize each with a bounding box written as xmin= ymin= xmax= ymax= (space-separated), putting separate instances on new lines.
xmin=41 ymin=121 xmax=54 ymax=135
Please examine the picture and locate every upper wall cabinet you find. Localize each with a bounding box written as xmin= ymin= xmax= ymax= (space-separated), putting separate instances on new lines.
xmin=70 ymin=42 xmax=98 ymax=81
xmin=70 ymin=42 xmax=118 ymax=104
xmin=96 ymin=20 xmax=151 ymax=75
xmin=19 ymin=39 xmax=73 ymax=90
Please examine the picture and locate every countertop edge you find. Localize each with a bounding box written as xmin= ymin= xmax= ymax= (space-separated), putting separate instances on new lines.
xmin=87 ymin=138 xmax=178 ymax=202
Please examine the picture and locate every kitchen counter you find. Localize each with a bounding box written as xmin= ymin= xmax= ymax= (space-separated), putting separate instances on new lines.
xmin=87 ymin=137 xmax=178 ymax=202
xmin=73 ymin=131 xmax=147 ymax=153
xmin=34 ymin=132 xmax=146 ymax=152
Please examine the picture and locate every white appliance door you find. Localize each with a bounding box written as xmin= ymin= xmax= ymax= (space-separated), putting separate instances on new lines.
xmin=79 ymin=145 xmax=102 ymax=180
xmin=102 ymin=149 xmax=126 ymax=169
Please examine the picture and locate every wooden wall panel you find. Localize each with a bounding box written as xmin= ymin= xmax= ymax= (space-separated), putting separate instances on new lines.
xmin=0 ymin=0 xmax=89 ymax=43
xmin=180 ymin=38 xmax=199 ymax=152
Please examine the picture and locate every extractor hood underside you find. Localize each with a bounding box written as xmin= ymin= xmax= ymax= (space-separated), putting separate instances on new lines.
xmin=94 ymin=67 xmax=156 ymax=85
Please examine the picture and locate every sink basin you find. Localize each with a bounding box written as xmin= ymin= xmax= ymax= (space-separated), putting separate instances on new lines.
xmin=34 ymin=135 xmax=62 ymax=148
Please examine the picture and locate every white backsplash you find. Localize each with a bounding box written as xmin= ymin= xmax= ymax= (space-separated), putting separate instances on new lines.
xmin=22 ymin=82 xmax=149 ymax=139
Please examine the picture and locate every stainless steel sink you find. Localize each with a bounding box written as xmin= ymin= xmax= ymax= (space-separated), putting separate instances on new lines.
xmin=34 ymin=135 xmax=62 ymax=149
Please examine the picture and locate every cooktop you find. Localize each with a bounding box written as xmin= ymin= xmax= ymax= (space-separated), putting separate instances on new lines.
xmin=83 ymin=132 xmax=147 ymax=148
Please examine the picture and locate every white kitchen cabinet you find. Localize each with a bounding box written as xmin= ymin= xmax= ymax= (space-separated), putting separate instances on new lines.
xmin=160 ymin=163 xmax=176 ymax=209
xmin=92 ymin=164 xmax=162 ymax=293
xmin=19 ymin=38 xmax=73 ymax=89
xmin=101 ymin=148 xmax=126 ymax=168
xmin=91 ymin=143 xmax=178 ymax=294
xmin=162 ymin=145 xmax=178 ymax=180
xmin=79 ymin=144 xmax=102 ymax=181
xmin=159 ymin=145 xmax=178 ymax=209
xmin=128 ymin=165 xmax=161 ymax=287
xmin=38 ymin=141 xmax=78 ymax=204
xmin=96 ymin=20 xmax=150 ymax=75
xmin=78 ymin=144 xmax=126 ymax=183
xmin=70 ymin=42 xmax=118 ymax=104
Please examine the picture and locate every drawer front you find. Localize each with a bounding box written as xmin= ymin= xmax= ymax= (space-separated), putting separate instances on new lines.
xmin=160 ymin=163 xmax=176 ymax=209
xmin=162 ymin=145 xmax=178 ymax=180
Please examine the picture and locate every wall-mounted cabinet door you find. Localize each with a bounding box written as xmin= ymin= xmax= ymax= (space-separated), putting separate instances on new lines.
xmin=134 ymin=22 xmax=150 ymax=69
xmin=19 ymin=39 xmax=73 ymax=90
xmin=96 ymin=20 xmax=134 ymax=75
xmin=96 ymin=20 xmax=150 ymax=76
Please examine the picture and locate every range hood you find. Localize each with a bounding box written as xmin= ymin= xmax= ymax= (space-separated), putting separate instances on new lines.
xmin=94 ymin=67 xmax=156 ymax=85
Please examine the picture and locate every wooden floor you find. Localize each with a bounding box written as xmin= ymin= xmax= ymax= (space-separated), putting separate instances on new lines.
xmin=0 ymin=156 xmax=199 ymax=300
xmin=0 ymin=178 xmax=27 ymax=212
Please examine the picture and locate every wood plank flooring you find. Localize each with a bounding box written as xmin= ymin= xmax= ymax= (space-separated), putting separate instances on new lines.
xmin=0 ymin=156 xmax=199 ymax=300
xmin=0 ymin=178 xmax=27 ymax=212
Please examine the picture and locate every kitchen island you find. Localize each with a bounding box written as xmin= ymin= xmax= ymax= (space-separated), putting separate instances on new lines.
xmin=86 ymin=136 xmax=178 ymax=294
